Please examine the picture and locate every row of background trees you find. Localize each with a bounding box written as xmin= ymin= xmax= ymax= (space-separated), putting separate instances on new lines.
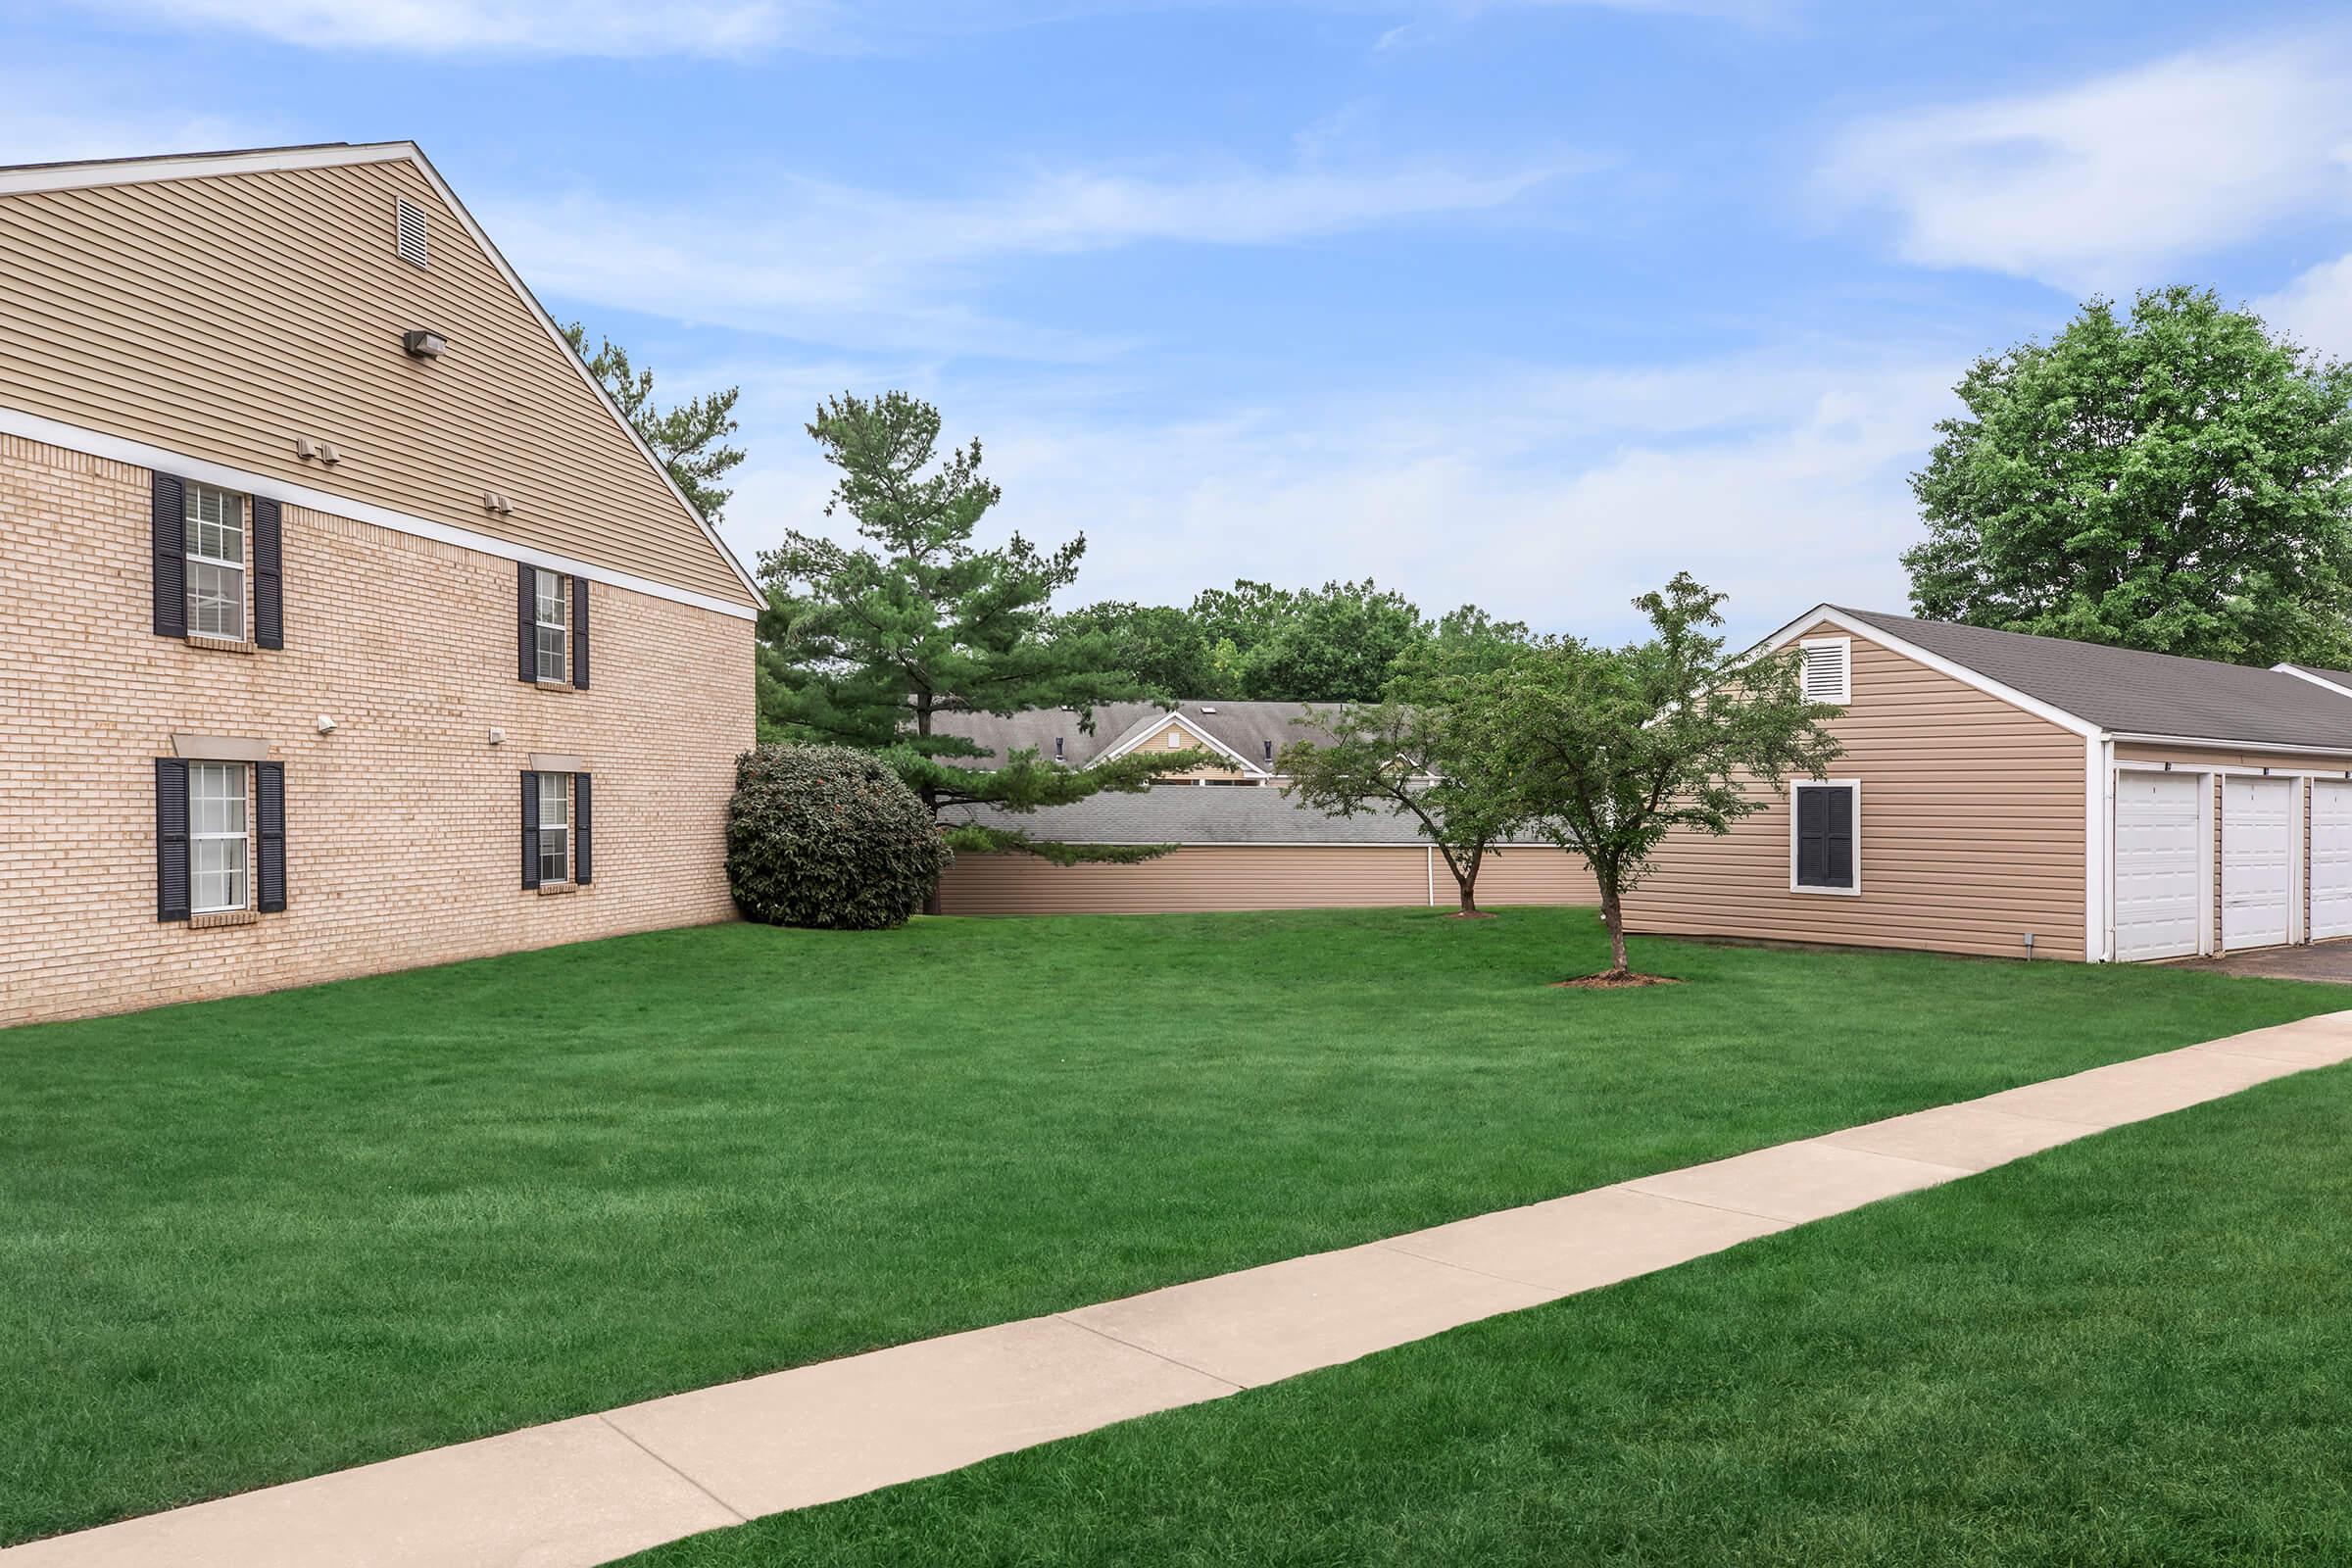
xmin=578 ymin=287 xmax=2352 ymax=965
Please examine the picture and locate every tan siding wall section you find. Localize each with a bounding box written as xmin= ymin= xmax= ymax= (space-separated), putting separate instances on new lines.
xmin=1620 ymin=622 xmax=2089 ymax=961
xmin=938 ymin=846 xmax=1597 ymax=915
xmin=0 ymin=435 xmax=754 ymax=1026
xmin=0 ymin=158 xmax=754 ymax=607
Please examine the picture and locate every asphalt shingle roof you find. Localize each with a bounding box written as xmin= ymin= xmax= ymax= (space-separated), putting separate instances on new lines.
xmin=1834 ymin=608 xmax=2352 ymax=752
xmin=930 ymin=701 xmax=1332 ymax=772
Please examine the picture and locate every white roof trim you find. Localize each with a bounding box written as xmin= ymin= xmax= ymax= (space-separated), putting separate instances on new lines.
xmin=2274 ymin=664 xmax=2352 ymax=702
xmin=0 ymin=404 xmax=758 ymax=620
xmin=0 ymin=140 xmax=764 ymax=612
xmin=0 ymin=142 xmax=414 ymax=196
xmin=1755 ymin=605 xmax=2103 ymax=740
xmin=1094 ymin=709 xmax=1270 ymax=775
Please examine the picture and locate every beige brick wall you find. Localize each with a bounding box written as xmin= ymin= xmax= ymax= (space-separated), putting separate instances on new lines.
xmin=0 ymin=433 xmax=755 ymax=1026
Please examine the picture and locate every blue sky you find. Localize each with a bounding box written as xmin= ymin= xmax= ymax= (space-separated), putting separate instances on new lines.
xmin=8 ymin=1 xmax=2352 ymax=645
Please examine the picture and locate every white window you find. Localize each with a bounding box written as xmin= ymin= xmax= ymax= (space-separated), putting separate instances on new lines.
xmin=1799 ymin=636 xmax=1851 ymax=706
xmin=190 ymin=762 xmax=249 ymax=913
xmin=185 ymin=482 xmax=245 ymax=640
xmin=537 ymin=771 xmax=570 ymax=886
xmin=1166 ymin=729 xmax=1183 ymax=748
xmin=534 ymin=568 xmax=568 ymax=682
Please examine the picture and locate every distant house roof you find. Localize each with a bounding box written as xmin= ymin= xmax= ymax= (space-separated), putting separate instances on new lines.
xmin=945 ymin=785 xmax=1556 ymax=848
xmin=931 ymin=701 xmax=1331 ymax=771
xmin=1824 ymin=608 xmax=2352 ymax=753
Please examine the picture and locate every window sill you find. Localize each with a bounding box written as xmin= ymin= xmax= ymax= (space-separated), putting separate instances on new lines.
xmin=189 ymin=908 xmax=260 ymax=928
xmin=532 ymin=678 xmax=579 ymax=693
xmin=535 ymin=882 xmax=578 ymax=897
xmin=1789 ymin=884 xmax=1862 ymax=898
xmin=186 ymin=633 xmax=257 ymax=655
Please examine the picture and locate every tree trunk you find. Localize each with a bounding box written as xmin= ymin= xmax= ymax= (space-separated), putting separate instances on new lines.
xmin=1597 ymin=882 xmax=1630 ymax=976
xmin=917 ymin=698 xmax=943 ymax=916
xmin=1453 ymin=845 xmax=1482 ymax=915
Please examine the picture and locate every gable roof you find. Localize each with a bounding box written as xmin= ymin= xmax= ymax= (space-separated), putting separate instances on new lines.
xmin=1095 ymin=708 xmax=1271 ymax=774
xmin=0 ymin=141 xmax=761 ymax=614
xmin=931 ymin=700 xmax=1332 ymax=771
xmin=1814 ymin=607 xmax=2352 ymax=752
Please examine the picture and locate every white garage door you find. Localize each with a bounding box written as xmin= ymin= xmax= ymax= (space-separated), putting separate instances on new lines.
xmin=2313 ymin=781 xmax=2352 ymax=940
xmin=2223 ymin=776 xmax=2295 ymax=951
xmin=2114 ymin=771 xmax=2204 ymax=960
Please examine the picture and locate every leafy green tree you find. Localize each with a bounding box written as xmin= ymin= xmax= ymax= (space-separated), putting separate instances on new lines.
xmin=758 ymin=393 xmax=1211 ymax=898
xmin=563 ymin=323 xmax=745 ymax=522
xmin=1458 ymin=573 xmax=1841 ymax=980
xmin=1905 ymin=286 xmax=2352 ymax=667
xmin=1237 ymin=578 xmax=1431 ymax=702
xmin=1280 ymin=623 xmax=1535 ymax=915
xmin=1055 ymin=601 xmax=1216 ymax=698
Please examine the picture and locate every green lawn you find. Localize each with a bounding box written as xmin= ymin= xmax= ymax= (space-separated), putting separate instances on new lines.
xmin=622 ymin=1054 xmax=2352 ymax=1568
xmin=4 ymin=907 xmax=2342 ymax=1545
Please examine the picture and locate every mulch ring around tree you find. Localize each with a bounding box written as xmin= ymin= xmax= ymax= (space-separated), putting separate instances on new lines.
xmin=1551 ymin=972 xmax=1684 ymax=990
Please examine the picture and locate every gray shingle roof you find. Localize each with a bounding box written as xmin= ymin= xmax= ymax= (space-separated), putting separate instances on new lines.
xmin=1834 ymin=608 xmax=2352 ymax=752
xmin=944 ymin=785 xmax=1554 ymax=848
xmin=930 ymin=701 xmax=1332 ymax=772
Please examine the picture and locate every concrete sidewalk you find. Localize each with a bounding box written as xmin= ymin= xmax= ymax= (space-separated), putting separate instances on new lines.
xmin=12 ymin=1012 xmax=2352 ymax=1568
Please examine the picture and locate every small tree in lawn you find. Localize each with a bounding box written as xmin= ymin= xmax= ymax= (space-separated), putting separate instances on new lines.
xmin=759 ymin=392 xmax=1212 ymax=905
xmin=1460 ymin=573 xmax=1841 ymax=982
xmin=1278 ymin=622 xmax=1532 ymax=916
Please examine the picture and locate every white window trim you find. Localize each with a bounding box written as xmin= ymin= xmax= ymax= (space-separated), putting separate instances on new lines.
xmin=537 ymin=771 xmax=571 ymax=886
xmin=533 ymin=568 xmax=569 ymax=684
xmin=189 ymin=760 xmax=251 ymax=914
xmin=1788 ymin=778 xmax=1861 ymax=897
xmin=1798 ymin=635 xmax=1851 ymax=706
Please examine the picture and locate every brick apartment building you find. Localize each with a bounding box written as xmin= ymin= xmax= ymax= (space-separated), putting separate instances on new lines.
xmin=0 ymin=142 xmax=762 ymax=1025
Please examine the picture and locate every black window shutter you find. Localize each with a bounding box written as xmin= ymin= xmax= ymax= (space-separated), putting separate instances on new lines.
xmin=1796 ymin=788 xmax=1854 ymax=889
xmin=573 ymin=773 xmax=593 ymax=884
xmin=155 ymin=758 xmax=190 ymax=920
xmin=252 ymin=497 xmax=284 ymax=650
xmin=571 ymin=575 xmax=590 ymax=689
xmin=256 ymin=761 xmax=287 ymax=913
xmin=517 ymin=562 xmax=536 ymax=683
xmin=1823 ymin=787 xmax=1854 ymax=888
xmin=520 ymin=771 xmax=541 ymax=889
xmin=152 ymin=472 xmax=185 ymax=638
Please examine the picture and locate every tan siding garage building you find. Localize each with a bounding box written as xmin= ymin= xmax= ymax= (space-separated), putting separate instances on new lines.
xmin=939 ymin=786 xmax=1598 ymax=915
xmin=1624 ymin=606 xmax=2352 ymax=964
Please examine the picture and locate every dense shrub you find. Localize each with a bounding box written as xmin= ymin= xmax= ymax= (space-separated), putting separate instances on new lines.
xmin=726 ymin=745 xmax=951 ymax=929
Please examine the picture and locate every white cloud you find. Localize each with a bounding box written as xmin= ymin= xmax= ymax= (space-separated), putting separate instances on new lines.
xmin=0 ymin=61 xmax=270 ymax=166
xmin=483 ymin=153 xmax=1583 ymax=356
xmin=1819 ymin=38 xmax=2352 ymax=292
xmin=64 ymin=0 xmax=828 ymax=57
xmin=2259 ymin=252 xmax=2352 ymax=362
xmin=713 ymin=350 xmax=1960 ymax=645
xmin=57 ymin=0 xmax=1781 ymax=57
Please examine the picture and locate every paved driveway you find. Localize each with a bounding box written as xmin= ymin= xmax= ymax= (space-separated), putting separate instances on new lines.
xmin=2172 ymin=940 xmax=2352 ymax=983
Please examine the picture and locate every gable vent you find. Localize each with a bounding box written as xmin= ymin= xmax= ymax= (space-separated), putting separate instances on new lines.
xmin=1800 ymin=638 xmax=1851 ymax=705
xmin=394 ymin=197 xmax=429 ymax=268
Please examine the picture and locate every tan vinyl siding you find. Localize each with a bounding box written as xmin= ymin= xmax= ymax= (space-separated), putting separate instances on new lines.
xmin=0 ymin=158 xmax=754 ymax=607
xmin=1620 ymin=621 xmax=2088 ymax=961
xmin=2112 ymin=742 xmax=2352 ymax=773
xmin=937 ymin=847 xmax=1597 ymax=915
xmin=1474 ymin=850 xmax=1603 ymax=906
